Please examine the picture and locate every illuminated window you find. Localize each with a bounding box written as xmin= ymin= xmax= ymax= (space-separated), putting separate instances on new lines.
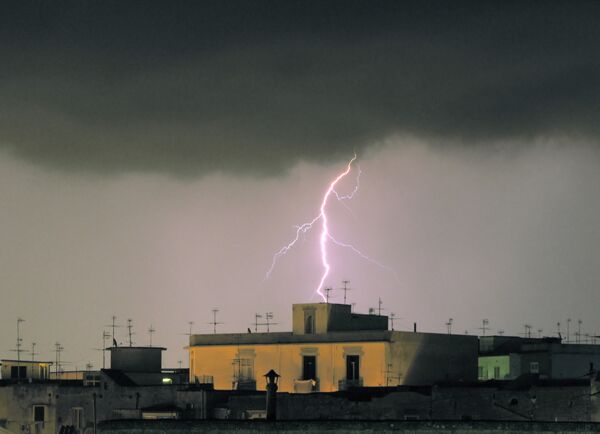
xmin=162 ymin=378 xmax=173 ymax=384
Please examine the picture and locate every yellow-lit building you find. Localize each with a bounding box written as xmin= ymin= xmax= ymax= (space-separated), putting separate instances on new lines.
xmin=189 ymin=303 xmax=478 ymax=392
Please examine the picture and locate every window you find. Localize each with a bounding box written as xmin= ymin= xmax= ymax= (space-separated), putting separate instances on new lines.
xmin=72 ymin=407 xmax=83 ymax=429
xmin=529 ymin=361 xmax=539 ymax=374
xmin=240 ymin=358 xmax=254 ymax=380
xmin=304 ymin=310 xmax=315 ymax=334
xmin=11 ymin=366 xmax=27 ymax=379
xmin=346 ymin=355 xmax=360 ymax=381
xmin=302 ymin=356 xmax=317 ymax=381
xmin=33 ymin=405 xmax=45 ymax=422
xmin=493 ymin=366 xmax=500 ymax=379
xmin=40 ymin=365 xmax=48 ymax=379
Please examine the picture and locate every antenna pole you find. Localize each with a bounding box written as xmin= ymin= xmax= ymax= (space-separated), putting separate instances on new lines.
xmin=378 ymin=298 xmax=383 ymax=316
xmin=102 ymin=331 xmax=110 ymax=369
xmin=341 ymin=280 xmax=351 ymax=304
xmin=148 ymin=324 xmax=155 ymax=347
xmin=325 ymin=288 xmax=332 ymax=304
xmin=212 ymin=309 xmax=218 ymax=334
xmin=567 ymin=318 xmax=571 ymax=343
xmin=446 ymin=318 xmax=453 ymax=335
xmin=16 ymin=318 xmax=25 ymax=372
xmin=254 ymin=314 xmax=262 ymax=332
xmin=127 ymin=319 xmax=134 ymax=347
xmin=31 ymin=342 xmax=37 ymax=364
xmin=479 ymin=319 xmax=489 ymax=336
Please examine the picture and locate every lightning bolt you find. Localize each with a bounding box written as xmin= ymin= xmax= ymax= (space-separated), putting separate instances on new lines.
xmin=265 ymin=155 xmax=396 ymax=302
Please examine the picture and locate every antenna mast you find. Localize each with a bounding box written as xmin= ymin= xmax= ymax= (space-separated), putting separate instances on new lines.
xmin=324 ymin=287 xmax=333 ymax=304
xmin=54 ymin=342 xmax=64 ymax=379
xmin=30 ymin=342 xmax=37 ymax=364
xmin=127 ymin=319 xmax=134 ymax=347
xmin=102 ymin=331 xmax=110 ymax=368
xmin=16 ymin=318 xmax=25 ymax=370
xmin=148 ymin=324 xmax=155 ymax=347
xmin=340 ymin=280 xmax=352 ymax=304
xmin=210 ymin=309 xmax=223 ymax=334
xmin=479 ymin=319 xmax=489 ymax=336
xmin=446 ymin=318 xmax=453 ymax=335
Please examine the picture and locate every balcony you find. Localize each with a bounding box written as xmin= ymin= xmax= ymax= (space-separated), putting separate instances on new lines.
xmin=338 ymin=378 xmax=363 ymax=390
xmin=293 ymin=378 xmax=319 ymax=393
xmin=233 ymin=379 xmax=256 ymax=390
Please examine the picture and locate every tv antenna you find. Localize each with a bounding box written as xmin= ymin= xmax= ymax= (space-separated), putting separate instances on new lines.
xmin=340 ymin=280 xmax=352 ymax=304
xmin=54 ymin=342 xmax=64 ymax=379
xmin=105 ymin=316 xmax=122 ymax=344
xmin=148 ymin=324 xmax=155 ymax=347
xmin=30 ymin=342 xmax=38 ymax=364
xmin=577 ymin=319 xmax=583 ymax=344
xmin=556 ymin=322 xmax=561 ymax=338
xmin=256 ymin=312 xmax=278 ymax=332
xmin=254 ymin=314 xmax=262 ymax=332
xmin=446 ymin=318 xmax=453 ymax=335
xmin=537 ymin=328 xmax=543 ymax=338
xmin=126 ymin=319 xmax=135 ymax=347
xmin=497 ymin=329 xmax=505 ymax=336
xmin=93 ymin=330 xmax=111 ymax=369
xmin=523 ymin=324 xmax=532 ymax=338
xmin=389 ymin=313 xmax=400 ymax=331
xmin=478 ymin=319 xmax=489 ymax=336
xmin=378 ymin=298 xmax=384 ymax=316
xmin=12 ymin=318 xmax=26 ymax=369
xmin=567 ymin=318 xmax=572 ymax=343
xmin=324 ymin=287 xmax=334 ymax=303
xmin=209 ymin=309 xmax=223 ymax=334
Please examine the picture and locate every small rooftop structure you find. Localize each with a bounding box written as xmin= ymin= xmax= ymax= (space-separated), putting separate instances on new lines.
xmin=0 ymin=359 xmax=53 ymax=380
xmin=108 ymin=346 xmax=166 ymax=373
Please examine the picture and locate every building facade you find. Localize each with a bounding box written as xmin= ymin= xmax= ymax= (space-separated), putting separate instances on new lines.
xmin=189 ymin=303 xmax=478 ymax=392
xmin=479 ymin=336 xmax=600 ymax=381
xmin=0 ymin=359 xmax=52 ymax=380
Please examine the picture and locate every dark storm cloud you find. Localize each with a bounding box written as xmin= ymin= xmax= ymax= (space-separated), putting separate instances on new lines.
xmin=1 ymin=1 xmax=599 ymax=175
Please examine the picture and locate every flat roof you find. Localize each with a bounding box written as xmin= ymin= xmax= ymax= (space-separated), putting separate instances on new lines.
xmin=1 ymin=359 xmax=53 ymax=364
xmin=190 ymin=330 xmax=476 ymax=347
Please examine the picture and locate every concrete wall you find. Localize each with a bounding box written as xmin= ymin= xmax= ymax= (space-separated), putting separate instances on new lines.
xmin=388 ymin=332 xmax=478 ymax=385
xmin=109 ymin=348 xmax=163 ymax=373
xmin=552 ymin=354 xmax=600 ymax=379
xmin=97 ymin=420 xmax=600 ymax=433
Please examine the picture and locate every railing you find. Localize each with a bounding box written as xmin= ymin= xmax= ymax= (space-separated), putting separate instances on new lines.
xmin=338 ymin=378 xmax=363 ymax=390
xmin=293 ymin=378 xmax=319 ymax=393
xmin=233 ymin=379 xmax=256 ymax=390
xmin=194 ymin=375 xmax=214 ymax=384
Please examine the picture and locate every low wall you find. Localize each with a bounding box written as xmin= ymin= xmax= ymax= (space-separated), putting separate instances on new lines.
xmin=98 ymin=420 xmax=600 ymax=433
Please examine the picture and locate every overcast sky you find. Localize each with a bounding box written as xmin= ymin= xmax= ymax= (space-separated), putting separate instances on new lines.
xmin=1 ymin=1 xmax=599 ymax=368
